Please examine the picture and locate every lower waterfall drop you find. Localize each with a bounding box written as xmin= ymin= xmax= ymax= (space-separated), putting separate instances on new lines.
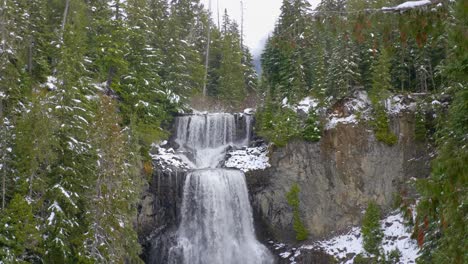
xmin=168 ymin=113 xmax=273 ymax=264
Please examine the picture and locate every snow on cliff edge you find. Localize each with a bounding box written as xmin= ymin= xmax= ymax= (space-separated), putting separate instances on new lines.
xmin=224 ymin=144 xmax=271 ymax=172
xmin=274 ymin=211 xmax=419 ymax=264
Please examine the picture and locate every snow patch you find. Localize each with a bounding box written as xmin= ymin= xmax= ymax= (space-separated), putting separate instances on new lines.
xmin=224 ymin=145 xmax=271 ymax=172
xmin=47 ymin=201 xmax=63 ymax=226
xmin=243 ymin=108 xmax=255 ymax=115
xmin=276 ymin=211 xmax=419 ymax=264
xmin=326 ymin=115 xmax=359 ymax=130
xmin=383 ymin=0 xmax=431 ymax=11
xmin=42 ymin=76 xmax=59 ymax=91
xmin=325 ymin=90 xmax=371 ymax=130
xmin=296 ymin=97 xmax=319 ymax=114
xmin=385 ymin=95 xmax=417 ymax=115
xmin=282 ymin=96 xmax=320 ymax=114
xmin=150 ymin=146 xmax=190 ymax=172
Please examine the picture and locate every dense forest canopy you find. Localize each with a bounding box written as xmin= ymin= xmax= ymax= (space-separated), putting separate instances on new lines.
xmin=0 ymin=0 xmax=466 ymax=263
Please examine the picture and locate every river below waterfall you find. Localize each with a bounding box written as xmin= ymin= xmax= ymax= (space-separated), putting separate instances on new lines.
xmin=166 ymin=113 xmax=273 ymax=264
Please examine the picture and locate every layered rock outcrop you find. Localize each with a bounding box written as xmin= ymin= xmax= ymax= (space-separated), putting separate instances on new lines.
xmin=247 ymin=113 xmax=430 ymax=242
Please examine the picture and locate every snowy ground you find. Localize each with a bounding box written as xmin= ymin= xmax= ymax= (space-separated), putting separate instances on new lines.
xmin=150 ymin=144 xmax=190 ymax=172
xmin=385 ymin=95 xmax=417 ymax=115
xmin=273 ymin=211 xmax=419 ymax=264
xmin=325 ymin=90 xmax=372 ymax=130
xmin=224 ymin=144 xmax=271 ymax=172
xmin=282 ymin=96 xmax=320 ymax=114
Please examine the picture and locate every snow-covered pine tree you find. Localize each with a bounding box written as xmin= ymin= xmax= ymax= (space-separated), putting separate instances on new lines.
xmin=124 ymin=0 xmax=174 ymax=149
xmin=86 ymin=95 xmax=143 ymax=263
xmin=41 ymin=1 xmax=96 ymax=261
xmin=217 ymin=11 xmax=245 ymax=107
xmin=164 ymin=0 xmax=205 ymax=97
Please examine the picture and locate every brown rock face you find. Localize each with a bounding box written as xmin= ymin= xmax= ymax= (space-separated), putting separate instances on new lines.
xmin=247 ymin=113 xmax=430 ymax=242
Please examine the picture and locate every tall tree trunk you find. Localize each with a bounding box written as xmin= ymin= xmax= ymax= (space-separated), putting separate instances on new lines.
xmin=1 ymin=158 xmax=4 ymax=210
xmin=1 ymin=0 xmax=6 ymax=209
xmin=28 ymin=37 xmax=33 ymax=74
xmin=217 ymin=0 xmax=220 ymax=28
xmin=203 ymin=0 xmax=211 ymax=97
xmin=60 ymin=0 xmax=71 ymax=43
xmin=1 ymin=124 xmax=5 ymax=210
xmin=1 ymin=0 xmax=6 ymax=47
xmin=240 ymin=0 xmax=244 ymax=48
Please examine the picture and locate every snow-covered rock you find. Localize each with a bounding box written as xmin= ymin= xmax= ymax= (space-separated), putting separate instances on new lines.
xmin=325 ymin=90 xmax=372 ymax=130
xmin=385 ymin=95 xmax=417 ymax=115
xmin=296 ymin=97 xmax=319 ymax=114
xmin=150 ymin=146 xmax=190 ymax=173
xmin=275 ymin=211 xmax=419 ymax=264
xmin=224 ymin=144 xmax=271 ymax=172
xmin=326 ymin=115 xmax=360 ymax=130
xmin=282 ymin=96 xmax=320 ymax=114
xmin=244 ymin=108 xmax=255 ymax=115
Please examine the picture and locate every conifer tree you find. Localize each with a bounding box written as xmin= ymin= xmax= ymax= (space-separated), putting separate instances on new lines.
xmin=42 ymin=1 xmax=96 ymax=261
xmin=241 ymin=45 xmax=258 ymax=94
xmin=0 ymin=194 xmax=41 ymax=263
xmin=362 ymin=201 xmax=384 ymax=257
xmin=164 ymin=0 xmax=205 ymax=97
xmin=87 ymin=95 xmax=143 ymax=263
xmin=370 ymin=48 xmax=398 ymax=146
xmin=124 ymin=0 xmax=173 ymax=148
xmin=415 ymin=1 xmax=467 ymax=263
xmin=217 ymin=12 xmax=245 ymax=107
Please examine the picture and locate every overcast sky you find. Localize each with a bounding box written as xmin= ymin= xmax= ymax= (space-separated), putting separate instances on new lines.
xmin=200 ymin=0 xmax=321 ymax=56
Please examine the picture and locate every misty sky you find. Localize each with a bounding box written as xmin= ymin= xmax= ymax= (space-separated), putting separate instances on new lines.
xmin=200 ymin=0 xmax=321 ymax=56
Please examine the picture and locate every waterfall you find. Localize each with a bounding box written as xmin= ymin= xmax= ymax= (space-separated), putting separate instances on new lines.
xmin=168 ymin=113 xmax=273 ymax=264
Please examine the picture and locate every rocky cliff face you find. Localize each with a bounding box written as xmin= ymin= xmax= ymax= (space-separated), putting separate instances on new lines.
xmin=137 ymin=162 xmax=188 ymax=263
xmin=247 ymin=113 xmax=430 ymax=243
xmin=137 ymin=100 xmax=432 ymax=263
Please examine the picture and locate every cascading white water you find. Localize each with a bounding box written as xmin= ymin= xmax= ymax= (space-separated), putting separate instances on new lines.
xmin=169 ymin=113 xmax=273 ymax=264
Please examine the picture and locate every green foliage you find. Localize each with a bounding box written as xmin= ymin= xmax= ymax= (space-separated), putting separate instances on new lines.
xmin=255 ymin=102 xmax=302 ymax=147
xmin=369 ymin=49 xmax=398 ymax=146
xmin=387 ymin=248 xmax=402 ymax=263
xmin=217 ymin=12 xmax=246 ymax=107
xmin=0 ymin=194 xmax=41 ymax=263
xmin=372 ymin=105 xmax=398 ymax=146
xmin=353 ymin=253 xmax=376 ymax=264
xmin=87 ymin=95 xmax=144 ymax=263
xmin=302 ymin=110 xmax=322 ymax=142
xmin=362 ymin=201 xmax=384 ymax=257
xmin=414 ymin=111 xmax=427 ymax=142
xmin=286 ymin=183 xmax=309 ymax=241
xmin=0 ymin=0 xmax=202 ymax=262
xmin=415 ymin=87 xmax=468 ymax=264
xmin=203 ymin=11 xmax=256 ymax=108
xmin=413 ymin=1 xmax=467 ymax=263
xmin=256 ymin=97 xmax=322 ymax=147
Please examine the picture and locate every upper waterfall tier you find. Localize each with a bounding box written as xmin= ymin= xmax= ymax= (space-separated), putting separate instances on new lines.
xmin=174 ymin=113 xmax=251 ymax=150
xmin=173 ymin=113 xmax=252 ymax=169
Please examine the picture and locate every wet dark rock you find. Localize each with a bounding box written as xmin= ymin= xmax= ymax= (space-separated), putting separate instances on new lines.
xmin=137 ymin=165 xmax=187 ymax=264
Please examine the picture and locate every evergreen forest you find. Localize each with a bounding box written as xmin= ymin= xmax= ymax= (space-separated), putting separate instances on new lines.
xmin=0 ymin=0 xmax=466 ymax=263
